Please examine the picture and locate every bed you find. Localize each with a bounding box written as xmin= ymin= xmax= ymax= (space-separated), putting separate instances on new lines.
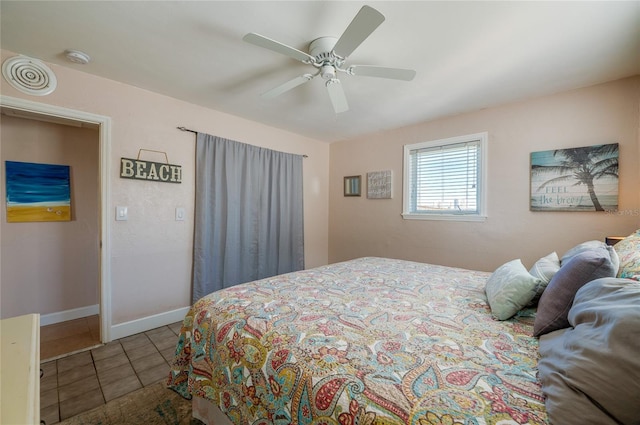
xmin=168 ymin=234 xmax=640 ymax=425
xmin=167 ymin=256 xmax=548 ymax=424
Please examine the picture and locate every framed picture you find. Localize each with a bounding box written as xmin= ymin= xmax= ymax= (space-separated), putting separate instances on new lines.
xmin=344 ymin=175 xmax=361 ymax=197
xmin=530 ymin=143 xmax=618 ymax=212
xmin=367 ymin=170 xmax=392 ymax=199
xmin=5 ymin=160 xmax=71 ymax=222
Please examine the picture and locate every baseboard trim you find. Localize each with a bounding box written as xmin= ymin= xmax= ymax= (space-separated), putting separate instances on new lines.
xmin=40 ymin=304 xmax=100 ymax=327
xmin=109 ymin=307 xmax=190 ymax=341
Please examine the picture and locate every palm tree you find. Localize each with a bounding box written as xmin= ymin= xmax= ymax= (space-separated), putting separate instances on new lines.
xmin=531 ymin=144 xmax=618 ymax=211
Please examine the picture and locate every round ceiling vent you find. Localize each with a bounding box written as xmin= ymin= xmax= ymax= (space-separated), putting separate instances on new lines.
xmin=2 ymin=55 xmax=57 ymax=96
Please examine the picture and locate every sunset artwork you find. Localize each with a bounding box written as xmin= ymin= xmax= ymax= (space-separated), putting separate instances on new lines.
xmin=5 ymin=161 xmax=71 ymax=222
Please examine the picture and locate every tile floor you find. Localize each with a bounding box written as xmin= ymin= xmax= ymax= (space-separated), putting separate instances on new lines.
xmin=40 ymin=321 xmax=182 ymax=424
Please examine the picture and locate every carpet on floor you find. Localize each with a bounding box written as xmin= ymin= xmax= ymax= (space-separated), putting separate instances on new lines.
xmin=58 ymin=382 xmax=204 ymax=425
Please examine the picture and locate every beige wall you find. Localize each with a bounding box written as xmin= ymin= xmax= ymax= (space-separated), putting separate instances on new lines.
xmin=1 ymin=116 xmax=100 ymax=318
xmin=0 ymin=49 xmax=330 ymax=326
xmin=329 ymin=76 xmax=640 ymax=272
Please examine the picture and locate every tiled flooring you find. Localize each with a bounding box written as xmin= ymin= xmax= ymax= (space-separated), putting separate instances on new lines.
xmin=40 ymin=321 xmax=182 ymax=424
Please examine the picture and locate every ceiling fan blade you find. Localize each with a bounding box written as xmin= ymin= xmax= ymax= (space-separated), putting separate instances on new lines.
xmin=243 ymin=33 xmax=315 ymax=64
xmin=333 ymin=5 xmax=385 ymax=59
xmin=350 ymin=65 xmax=416 ymax=81
xmin=326 ymin=79 xmax=349 ymax=113
xmin=261 ymin=74 xmax=315 ymax=99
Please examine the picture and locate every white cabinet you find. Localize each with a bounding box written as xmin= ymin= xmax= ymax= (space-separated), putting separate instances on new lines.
xmin=1 ymin=314 xmax=40 ymax=425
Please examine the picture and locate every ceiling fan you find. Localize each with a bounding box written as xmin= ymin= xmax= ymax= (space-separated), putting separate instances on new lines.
xmin=243 ymin=5 xmax=416 ymax=114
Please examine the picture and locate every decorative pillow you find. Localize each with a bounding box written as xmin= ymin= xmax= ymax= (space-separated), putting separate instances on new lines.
xmin=614 ymin=230 xmax=640 ymax=281
xmin=485 ymin=259 xmax=541 ymax=320
xmin=538 ymin=278 xmax=640 ymax=424
xmin=561 ymin=240 xmax=619 ymax=272
xmin=527 ymin=252 xmax=560 ymax=305
xmin=533 ymin=250 xmax=617 ymax=336
xmin=560 ymin=240 xmax=605 ymax=263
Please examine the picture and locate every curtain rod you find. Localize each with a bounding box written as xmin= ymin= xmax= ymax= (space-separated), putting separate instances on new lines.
xmin=177 ymin=126 xmax=308 ymax=158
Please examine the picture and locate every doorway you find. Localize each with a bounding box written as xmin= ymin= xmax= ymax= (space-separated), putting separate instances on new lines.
xmin=0 ymin=95 xmax=112 ymax=347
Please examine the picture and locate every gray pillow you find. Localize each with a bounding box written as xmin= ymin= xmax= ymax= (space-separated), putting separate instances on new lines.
xmin=538 ymin=278 xmax=640 ymax=424
xmin=533 ymin=250 xmax=617 ymax=337
xmin=528 ymin=252 xmax=560 ymax=305
xmin=485 ymin=259 xmax=541 ymax=320
xmin=561 ymin=240 xmax=619 ymax=272
xmin=560 ymin=240 xmax=605 ymax=263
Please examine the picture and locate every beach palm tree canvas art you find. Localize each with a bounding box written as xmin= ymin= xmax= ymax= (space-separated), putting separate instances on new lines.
xmin=530 ymin=143 xmax=618 ymax=211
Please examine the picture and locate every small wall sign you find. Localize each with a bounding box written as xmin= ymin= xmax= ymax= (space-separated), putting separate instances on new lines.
xmin=367 ymin=170 xmax=392 ymax=199
xmin=120 ymin=157 xmax=182 ymax=183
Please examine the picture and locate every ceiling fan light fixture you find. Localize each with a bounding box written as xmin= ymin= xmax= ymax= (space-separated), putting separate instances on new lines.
xmin=320 ymin=65 xmax=336 ymax=80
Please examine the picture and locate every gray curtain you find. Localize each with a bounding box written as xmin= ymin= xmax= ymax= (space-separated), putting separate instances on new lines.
xmin=192 ymin=133 xmax=304 ymax=302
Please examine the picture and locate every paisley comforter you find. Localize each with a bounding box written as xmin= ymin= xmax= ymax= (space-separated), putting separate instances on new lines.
xmin=167 ymin=257 xmax=547 ymax=424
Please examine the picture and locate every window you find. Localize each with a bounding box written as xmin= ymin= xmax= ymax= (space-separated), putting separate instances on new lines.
xmin=403 ymin=132 xmax=487 ymax=221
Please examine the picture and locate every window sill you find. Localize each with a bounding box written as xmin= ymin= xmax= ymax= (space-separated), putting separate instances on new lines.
xmin=402 ymin=213 xmax=487 ymax=222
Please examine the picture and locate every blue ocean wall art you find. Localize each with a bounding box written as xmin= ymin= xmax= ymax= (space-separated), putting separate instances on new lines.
xmin=5 ymin=160 xmax=71 ymax=222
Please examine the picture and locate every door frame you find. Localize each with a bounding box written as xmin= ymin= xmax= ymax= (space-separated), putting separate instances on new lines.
xmin=1 ymin=95 xmax=112 ymax=342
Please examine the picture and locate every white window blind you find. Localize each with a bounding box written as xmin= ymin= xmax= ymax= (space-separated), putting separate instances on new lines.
xmin=403 ymin=133 xmax=487 ymax=221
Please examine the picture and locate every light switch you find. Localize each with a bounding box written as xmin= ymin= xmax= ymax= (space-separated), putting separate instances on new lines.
xmin=116 ymin=206 xmax=128 ymax=221
xmin=175 ymin=207 xmax=185 ymax=221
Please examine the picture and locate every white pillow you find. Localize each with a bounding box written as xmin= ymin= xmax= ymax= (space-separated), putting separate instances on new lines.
xmin=485 ymin=259 xmax=541 ymax=320
xmin=528 ymin=252 xmax=560 ymax=305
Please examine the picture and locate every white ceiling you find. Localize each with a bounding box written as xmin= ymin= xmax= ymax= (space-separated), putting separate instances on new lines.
xmin=1 ymin=1 xmax=639 ymax=143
